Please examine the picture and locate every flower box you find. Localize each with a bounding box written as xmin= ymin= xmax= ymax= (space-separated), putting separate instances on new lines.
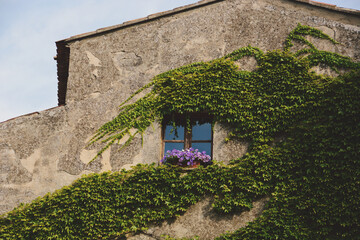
xmin=161 ymin=148 xmax=211 ymax=169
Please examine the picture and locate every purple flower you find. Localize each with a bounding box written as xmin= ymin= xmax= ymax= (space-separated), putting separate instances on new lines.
xmin=162 ymin=148 xmax=212 ymax=167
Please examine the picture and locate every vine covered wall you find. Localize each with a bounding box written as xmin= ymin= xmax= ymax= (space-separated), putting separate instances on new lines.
xmin=1 ymin=0 xmax=360 ymax=218
xmin=1 ymin=24 xmax=359 ymax=239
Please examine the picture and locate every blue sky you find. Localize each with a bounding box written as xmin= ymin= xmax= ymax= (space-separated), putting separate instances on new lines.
xmin=0 ymin=0 xmax=359 ymax=122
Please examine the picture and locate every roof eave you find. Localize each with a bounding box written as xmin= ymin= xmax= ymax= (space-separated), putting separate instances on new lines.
xmin=56 ymin=0 xmax=225 ymax=44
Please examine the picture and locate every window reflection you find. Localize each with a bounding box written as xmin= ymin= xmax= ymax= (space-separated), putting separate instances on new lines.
xmin=192 ymin=122 xmax=211 ymax=140
xmin=164 ymin=142 xmax=184 ymax=153
xmin=164 ymin=125 xmax=184 ymax=140
xmin=191 ymin=142 xmax=212 ymax=156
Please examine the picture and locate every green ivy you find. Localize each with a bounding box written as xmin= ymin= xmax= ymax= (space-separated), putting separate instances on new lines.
xmin=1 ymin=24 xmax=359 ymax=239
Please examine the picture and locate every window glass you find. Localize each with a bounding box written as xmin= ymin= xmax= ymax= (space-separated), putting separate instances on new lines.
xmin=164 ymin=142 xmax=184 ymax=153
xmin=162 ymin=114 xmax=213 ymax=159
xmin=192 ymin=122 xmax=211 ymax=140
xmin=191 ymin=142 xmax=212 ymax=156
xmin=164 ymin=125 xmax=184 ymax=140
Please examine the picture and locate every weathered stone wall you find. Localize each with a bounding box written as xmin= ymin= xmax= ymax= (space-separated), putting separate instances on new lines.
xmin=128 ymin=196 xmax=269 ymax=240
xmin=0 ymin=1 xmax=359 ymax=233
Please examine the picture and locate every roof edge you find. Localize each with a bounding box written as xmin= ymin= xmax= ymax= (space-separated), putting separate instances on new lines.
xmin=0 ymin=105 xmax=65 ymax=124
xmin=294 ymin=0 xmax=360 ymax=16
xmin=57 ymin=0 xmax=359 ymax=44
xmin=57 ymin=0 xmax=224 ymax=43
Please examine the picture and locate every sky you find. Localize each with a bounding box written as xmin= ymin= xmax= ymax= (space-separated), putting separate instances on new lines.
xmin=0 ymin=0 xmax=359 ymax=122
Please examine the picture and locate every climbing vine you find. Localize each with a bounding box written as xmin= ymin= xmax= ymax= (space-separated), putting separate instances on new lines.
xmin=88 ymin=24 xmax=358 ymax=159
xmin=1 ymin=24 xmax=359 ymax=239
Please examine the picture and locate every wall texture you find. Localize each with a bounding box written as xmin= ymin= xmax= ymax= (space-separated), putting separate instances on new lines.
xmin=0 ymin=1 xmax=359 ymax=231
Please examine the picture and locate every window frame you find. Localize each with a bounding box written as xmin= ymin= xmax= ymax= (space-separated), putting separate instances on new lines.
xmin=161 ymin=113 xmax=213 ymax=159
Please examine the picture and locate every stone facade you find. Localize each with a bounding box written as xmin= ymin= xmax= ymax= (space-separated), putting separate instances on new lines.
xmin=0 ymin=1 xmax=359 ymax=236
xmin=128 ymin=196 xmax=269 ymax=240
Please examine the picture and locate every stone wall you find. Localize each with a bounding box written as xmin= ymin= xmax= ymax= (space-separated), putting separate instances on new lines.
xmin=0 ymin=0 xmax=359 ymax=226
xmin=128 ymin=196 xmax=269 ymax=240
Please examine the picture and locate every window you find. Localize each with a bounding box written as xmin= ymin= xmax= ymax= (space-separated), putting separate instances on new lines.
xmin=162 ymin=113 xmax=213 ymax=158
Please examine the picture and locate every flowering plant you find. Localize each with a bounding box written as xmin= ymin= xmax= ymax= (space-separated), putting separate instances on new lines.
xmin=161 ymin=148 xmax=212 ymax=167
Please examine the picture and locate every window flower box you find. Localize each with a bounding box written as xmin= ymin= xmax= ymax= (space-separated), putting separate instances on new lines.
xmin=161 ymin=148 xmax=212 ymax=169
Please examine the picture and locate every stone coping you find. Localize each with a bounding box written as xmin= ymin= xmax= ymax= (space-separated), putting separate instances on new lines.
xmin=57 ymin=0 xmax=359 ymax=44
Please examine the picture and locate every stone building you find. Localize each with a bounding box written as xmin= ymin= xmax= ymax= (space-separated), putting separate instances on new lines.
xmin=1 ymin=0 xmax=359 ymax=236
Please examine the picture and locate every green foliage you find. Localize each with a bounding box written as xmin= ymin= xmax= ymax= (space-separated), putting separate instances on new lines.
xmin=1 ymin=24 xmax=360 ymax=239
xmin=0 ymin=164 xmax=269 ymax=239
xmin=217 ymin=70 xmax=360 ymax=239
xmin=284 ymin=23 xmax=338 ymax=51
